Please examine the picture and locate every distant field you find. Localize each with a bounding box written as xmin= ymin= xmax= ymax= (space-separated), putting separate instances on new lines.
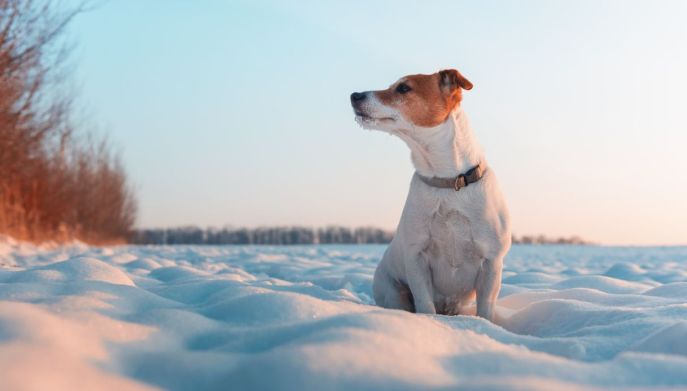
xmin=1 ymin=241 xmax=687 ymax=390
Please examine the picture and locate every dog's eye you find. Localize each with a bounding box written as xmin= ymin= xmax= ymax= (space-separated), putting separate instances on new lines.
xmin=396 ymin=83 xmax=411 ymax=94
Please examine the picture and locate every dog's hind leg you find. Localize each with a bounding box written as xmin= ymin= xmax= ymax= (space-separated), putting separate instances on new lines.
xmin=373 ymin=264 xmax=415 ymax=312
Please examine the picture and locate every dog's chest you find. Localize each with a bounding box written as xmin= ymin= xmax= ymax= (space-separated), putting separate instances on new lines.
xmin=426 ymin=203 xmax=483 ymax=261
xmin=423 ymin=203 xmax=484 ymax=299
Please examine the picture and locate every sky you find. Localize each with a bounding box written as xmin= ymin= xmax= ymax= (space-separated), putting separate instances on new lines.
xmin=65 ymin=0 xmax=687 ymax=245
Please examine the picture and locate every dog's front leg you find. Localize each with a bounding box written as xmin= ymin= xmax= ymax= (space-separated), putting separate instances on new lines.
xmin=405 ymin=252 xmax=436 ymax=314
xmin=475 ymin=255 xmax=503 ymax=321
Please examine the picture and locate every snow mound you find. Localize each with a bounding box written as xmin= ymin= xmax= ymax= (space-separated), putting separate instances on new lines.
xmin=644 ymin=282 xmax=687 ymax=299
xmin=0 ymin=301 xmax=154 ymax=390
xmin=1 ymin=241 xmax=687 ymax=390
xmin=503 ymin=271 xmax=562 ymax=285
xmin=8 ymin=257 xmax=135 ymax=286
xmin=604 ymin=262 xmax=648 ymax=281
xmin=199 ymin=291 xmax=362 ymax=325
xmin=551 ymin=275 xmax=653 ymax=294
xmin=632 ymin=321 xmax=687 ymax=355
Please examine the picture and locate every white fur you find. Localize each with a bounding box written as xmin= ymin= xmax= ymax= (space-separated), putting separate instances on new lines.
xmin=355 ymin=95 xmax=511 ymax=321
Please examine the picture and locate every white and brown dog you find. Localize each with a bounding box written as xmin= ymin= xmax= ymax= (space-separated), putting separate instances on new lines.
xmin=351 ymin=69 xmax=511 ymax=321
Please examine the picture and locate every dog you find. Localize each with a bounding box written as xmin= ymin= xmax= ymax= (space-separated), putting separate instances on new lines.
xmin=350 ymin=69 xmax=511 ymax=321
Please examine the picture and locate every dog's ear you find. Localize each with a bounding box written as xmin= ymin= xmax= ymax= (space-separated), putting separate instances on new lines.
xmin=439 ymin=69 xmax=473 ymax=91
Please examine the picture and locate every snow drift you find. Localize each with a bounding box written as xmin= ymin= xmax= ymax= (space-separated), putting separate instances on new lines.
xmin=1 ymin=239 xmax=687 ymax=390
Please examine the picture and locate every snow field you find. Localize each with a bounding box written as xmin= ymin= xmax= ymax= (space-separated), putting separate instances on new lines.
xmin=1 ymin=238 xmax=687 ymax=390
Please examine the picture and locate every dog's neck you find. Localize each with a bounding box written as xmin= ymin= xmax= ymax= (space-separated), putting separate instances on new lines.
xmin=397 ymin=107 xmax=484 ymax=178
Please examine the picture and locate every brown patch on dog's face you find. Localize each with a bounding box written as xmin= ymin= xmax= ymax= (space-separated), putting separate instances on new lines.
xmin=374 ymin=69 xmax=473 ymax=127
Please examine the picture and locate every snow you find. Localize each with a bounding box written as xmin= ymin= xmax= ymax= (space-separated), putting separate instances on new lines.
xmin=1 ymin=240 xmax=687 ymax=390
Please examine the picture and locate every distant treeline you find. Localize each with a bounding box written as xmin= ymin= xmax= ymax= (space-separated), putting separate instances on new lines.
xmin=130 ymin=226 xmax=590 ymax=246
xmin=130 ymin=226 xmax=394 ymax=245
xmin=514 ymin=234 xmax=589 ymax=245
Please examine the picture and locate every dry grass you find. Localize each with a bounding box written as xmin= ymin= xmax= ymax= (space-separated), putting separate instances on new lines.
xmin=0 ymin=0 xmax=136 ymax=244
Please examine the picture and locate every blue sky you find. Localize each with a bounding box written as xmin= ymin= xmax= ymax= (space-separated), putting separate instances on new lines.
xmin=67 ymin=1 xmax=687 ymax=245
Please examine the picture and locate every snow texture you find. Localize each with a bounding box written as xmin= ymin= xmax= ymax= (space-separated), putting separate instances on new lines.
xmin=1 ymin=236 xmax=687 ymax=390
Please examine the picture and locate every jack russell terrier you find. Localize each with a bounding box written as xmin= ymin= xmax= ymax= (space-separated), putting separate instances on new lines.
xmin=350 ymin=69 xmax=511 ymax=321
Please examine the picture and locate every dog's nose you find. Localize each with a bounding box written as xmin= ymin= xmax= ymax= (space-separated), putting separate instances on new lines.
xmin=350 ymin=92 xmax=366 ymax=103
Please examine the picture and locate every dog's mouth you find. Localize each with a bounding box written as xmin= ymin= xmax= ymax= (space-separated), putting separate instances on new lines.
xmin=354 ymin=111 xmax=394 ymax=123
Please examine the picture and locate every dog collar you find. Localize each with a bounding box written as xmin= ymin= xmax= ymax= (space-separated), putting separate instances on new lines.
xmin=416 ymin=163 xmax=486 ymax=191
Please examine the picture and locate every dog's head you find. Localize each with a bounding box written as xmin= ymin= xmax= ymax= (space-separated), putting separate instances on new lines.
xmin=351 ymin=69 xmax=473 ymax=132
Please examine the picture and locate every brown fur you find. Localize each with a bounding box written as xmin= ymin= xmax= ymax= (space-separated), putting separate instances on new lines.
xmin=374 ymin=69 xmax=473 ymax=127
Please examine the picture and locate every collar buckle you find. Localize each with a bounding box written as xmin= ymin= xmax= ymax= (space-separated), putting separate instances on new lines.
xmin=454 ymin=174 xmax=467 ymax=191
